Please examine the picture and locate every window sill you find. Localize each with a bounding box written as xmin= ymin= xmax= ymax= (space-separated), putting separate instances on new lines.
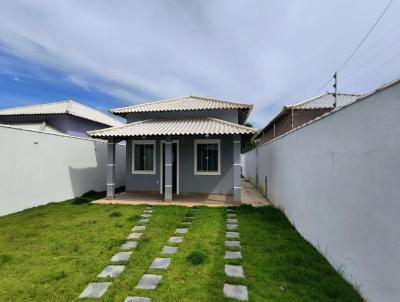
xmin=194 ymin=171 xmax=221 ymax=176
xmin=132 ymin=170 xmax=156 ymax=175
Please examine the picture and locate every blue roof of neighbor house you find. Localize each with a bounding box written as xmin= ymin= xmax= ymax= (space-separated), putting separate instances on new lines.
xmin=0 ymin=100 xmax=123 ymax=127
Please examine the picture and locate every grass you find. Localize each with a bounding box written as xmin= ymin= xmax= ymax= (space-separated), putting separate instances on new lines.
xmin=0 ymin=198 xmax=363 ymax=301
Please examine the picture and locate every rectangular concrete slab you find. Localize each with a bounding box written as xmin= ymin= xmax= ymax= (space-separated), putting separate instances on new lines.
xmin=97 ymin=265 xmax=125 ymax=278
xmin=227 ymin=213 xmax=237 ymax=218
xmin=225 ymin=241 xmax=241 ymax=248
xmin=226 ymin=232 xmax=239 ymax=238
xmin=182 ymin=221 xmax=192 ymax=225
xmin=169 ymin=236 xmax=184 ymax=244
xmin=121 ymin=241 xmax=138 ymax=250
xmin=223 ymin=284 xmax=248 ymax=301
xmin=139 ymin=218 xmax=149 ymax=223
xmin=128 ymin=233 xmax=143 ymax=239
xmin=227 ymin=224 xmax=238 ymax=231
xmin=225 ymin=264 xmax=245 ymax=278
xmin=226 ymin=209 xmax=236 ymax=212
xmin=161 ymin=246 xmax=177 ymax=254
xmin=225 ymin=251 xmax=242 ymax=259
xmin=79 ymin=282 xmax=112 ymax=298
xmin=143 ymin=210 xmax=153 ymax=213
xmin=149 ymin=258 xmax=171 ymax=270
xmin=175 ymin=228 xmax=188 ymax=234
xmin=141 ymin=214 xmax=152 ymax=218
xmin=135 ymin=274 xmax=162 ymax=290
xmin=132 ymin=225 xmax=146 ymax=231
xmin=124 ymin=297 xmax=151 ymax=302
xmin=111 ymin=251 xmax=132 ymax=262
xmin=227 ymin=219 xmax=238 ymax=223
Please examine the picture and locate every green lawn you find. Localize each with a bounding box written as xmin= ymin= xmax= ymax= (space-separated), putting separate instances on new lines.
xmin=0 ymin=195 xmax=363 ymax=301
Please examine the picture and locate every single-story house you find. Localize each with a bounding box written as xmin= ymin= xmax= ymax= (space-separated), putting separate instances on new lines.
xmin=254 ymin=93 xmax=359 ymax=144
xmin=88 ymin=96 xmax=256 ymax=203
xmin=0 ymin=100 xmax=123 ymax=138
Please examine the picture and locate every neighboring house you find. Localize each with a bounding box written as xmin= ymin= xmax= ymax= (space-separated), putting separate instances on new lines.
xmin=88 ymin=96 xmax=256 ymax=203
xmin=0 ymin=100 xmax=123 ymax=138
xmin=254 ymin=93 xmax=359 ymax=144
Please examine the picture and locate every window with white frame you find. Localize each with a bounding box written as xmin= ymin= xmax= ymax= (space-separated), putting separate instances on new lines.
xmin=132 ymin=140 xmax=156 ymax=174
xmin=194 ymin=139 xmax=221 ymax=175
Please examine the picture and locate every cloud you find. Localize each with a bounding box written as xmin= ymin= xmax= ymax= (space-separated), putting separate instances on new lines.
xmin=0 ymin=0 xmax=399 ymax=126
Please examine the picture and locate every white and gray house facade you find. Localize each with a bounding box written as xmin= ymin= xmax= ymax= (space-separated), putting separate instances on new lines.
xmin=88 ymin=96 xmax=256 ymax=203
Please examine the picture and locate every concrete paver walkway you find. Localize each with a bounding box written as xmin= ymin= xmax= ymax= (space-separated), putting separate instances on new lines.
xmin=223 ymin=208 xmax=249 ymax=301
xmin=79 ymin=206 xmax=154 ymax=299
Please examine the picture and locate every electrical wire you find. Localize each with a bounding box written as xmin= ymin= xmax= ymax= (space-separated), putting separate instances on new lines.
xmin=338 ymin=0 xmax=396 ymax=71
xmin=314 ymin=0 xmax=396 ymax=95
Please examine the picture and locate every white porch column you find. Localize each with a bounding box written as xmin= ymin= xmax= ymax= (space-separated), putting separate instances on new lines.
xmin=106 ymin=138 xmax=116 ymax=199
xmin=164 ymin=137 xmax=173 ymax=202
xmin=233 ymin=134 xmax=241 ymax=203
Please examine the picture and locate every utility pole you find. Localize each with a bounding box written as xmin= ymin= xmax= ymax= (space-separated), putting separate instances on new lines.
xmin=333 ymin=71 xmax=338 ymax=107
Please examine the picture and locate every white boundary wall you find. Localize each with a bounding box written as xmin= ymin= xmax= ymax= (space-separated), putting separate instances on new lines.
xmin=0 ymin=125 xmax=125 ymax=216
xmin=241 ymin=81 xmax=400 ymax=302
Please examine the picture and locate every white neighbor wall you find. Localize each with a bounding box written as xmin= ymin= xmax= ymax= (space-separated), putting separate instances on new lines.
xmin=241 ymin=81 xmax=400 ymax=302
xmin=0 ymin=125 xmax=126 ymax=216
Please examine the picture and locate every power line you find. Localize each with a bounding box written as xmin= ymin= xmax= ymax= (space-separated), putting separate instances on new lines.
xmin=314 ymin=0 xmax=396 ymax=95
xmin=339 ymin=0 xmax=396 ymax=71
xmin=341 ymin=52 xmax=400 ymax=90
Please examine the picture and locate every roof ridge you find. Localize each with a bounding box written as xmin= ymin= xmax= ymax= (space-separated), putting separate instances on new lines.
xmin=189 ymin=95 xmax=252 ymax=107
xmin=0 ymin=99 xmax=70 ymax=111
xmin=111 ymin=95 xmax=252 ymax=112
xmin=111 ymin=96 xmax=188 ymax=112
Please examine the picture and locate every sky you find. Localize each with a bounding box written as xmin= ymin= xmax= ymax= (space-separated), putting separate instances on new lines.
xmin=0 ymin=0 xmax=399 ymax=127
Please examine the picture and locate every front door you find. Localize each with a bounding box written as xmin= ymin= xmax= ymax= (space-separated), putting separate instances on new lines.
xmin=162 ymin=142 xmax=178 ymax=194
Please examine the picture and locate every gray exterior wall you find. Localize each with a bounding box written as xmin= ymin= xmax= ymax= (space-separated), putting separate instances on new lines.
xmin=126 ymin=109 xmax=239 ymax=124
xmin=241 ymin=81 xmax=400 ymax=302
xmin=0 ymin=114 xmax=110 ymax=138
xmin=125 ymin=135 xmax=234 ymax=195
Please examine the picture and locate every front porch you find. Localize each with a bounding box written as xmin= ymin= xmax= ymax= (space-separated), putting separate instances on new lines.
xmin=93 ymin=179 xmax=270 ymax=207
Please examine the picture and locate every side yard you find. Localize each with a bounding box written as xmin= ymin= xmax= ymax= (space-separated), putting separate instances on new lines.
xmin=0 ymin=197 xmax=363 ymax=301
